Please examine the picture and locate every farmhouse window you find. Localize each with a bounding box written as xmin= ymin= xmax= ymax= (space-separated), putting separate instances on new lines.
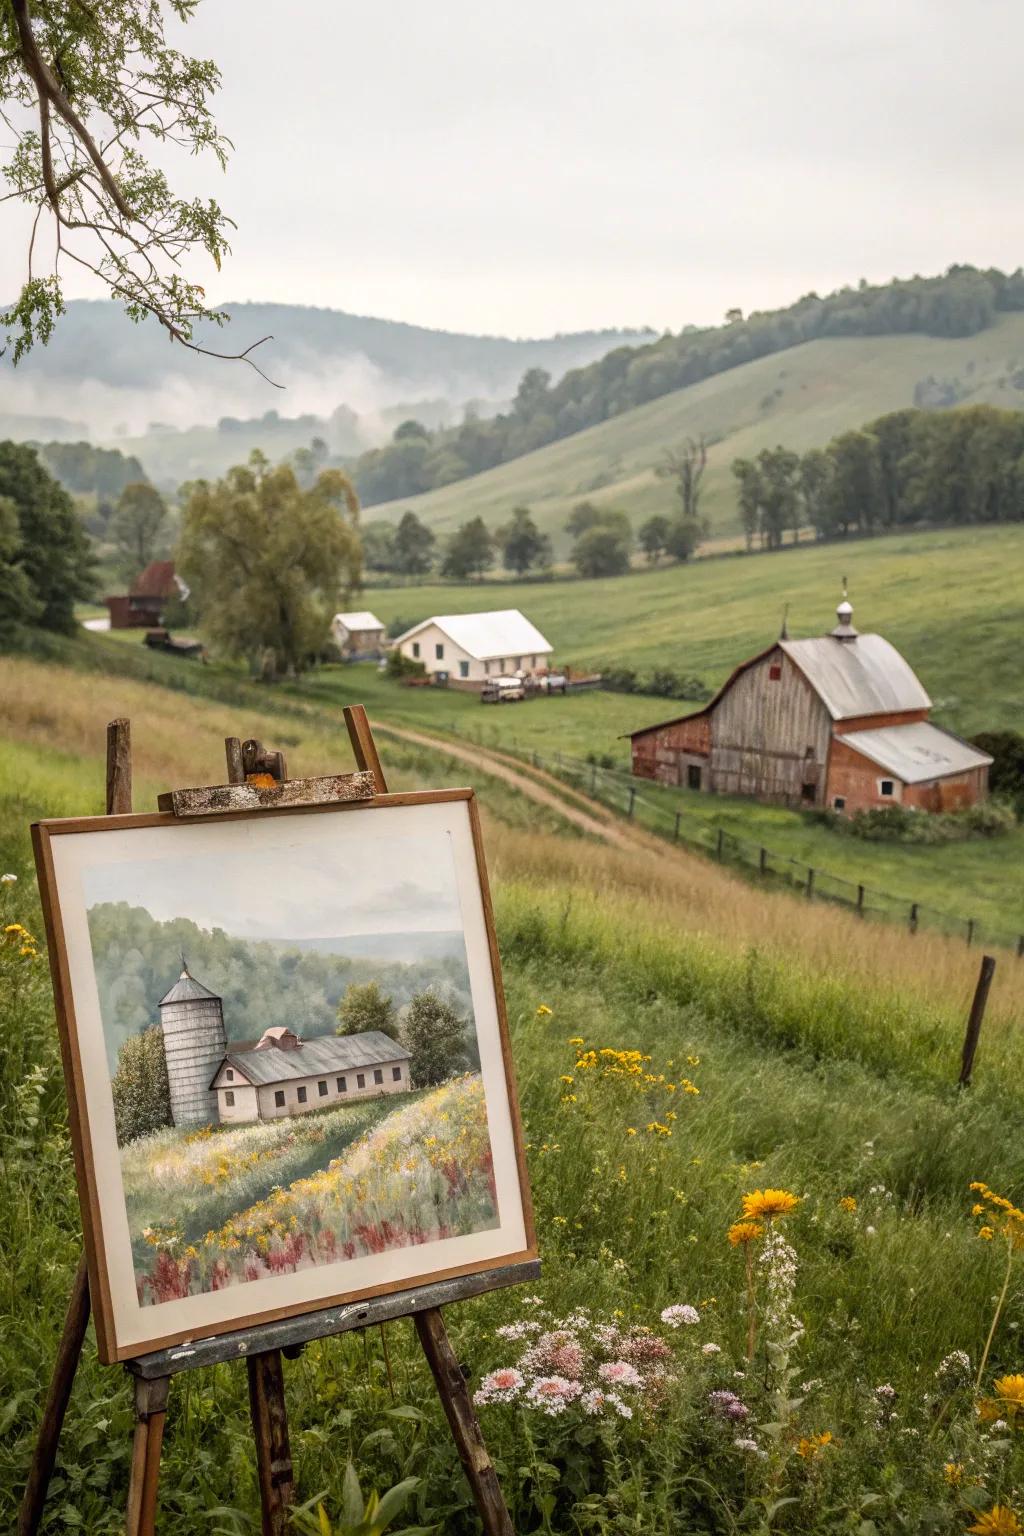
xmin=356 ymin=1073 xmax=366 ymax=1089
xmin=225 ymin=1068 xmax=234 ymax=1081
xmin=459 ymin=660 xmax=470 ymax=678
xmin=337 ymin=1076 xmax=347 ymax=1092
xmin=318 ymin=1079 xmax=328 ymax=1096
xmin=768 ymin=664 xmax=782 ymax=681
xmin=801 ymin=783 xmax=816 ymax=803
xmin=834 ymin=796 xmax=846 ymax=811
xmin=484 ymin=660 xmax=491 ymax=675
xmin=224 ymin=1090 xmax=235 ymax=1107
xmin=687 ymin=764 xmax=702 ymax=791
xmin=412 ymin=641 xmax=420 ymax=658
xmin=880 ymin=780 xmax=895 ymax=797
xmin=274 ymin=1089 xmax=285 ymax=1107
xmin=297 ymin=1086 xmax=307 ymax=1104
xmin=392 ymin=1066 xmax=402 ymax=1081
xmin=373 ymin=1068 xmax=384 ymax=1085
xmin=435 ymin=643 xmax=444 ymax=660
xmin=514 ymin=656 xmax=522 ymax=669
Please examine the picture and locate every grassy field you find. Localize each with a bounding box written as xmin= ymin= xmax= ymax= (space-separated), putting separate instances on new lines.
xmin=367 ymin=312 xmax=1024 ymax=545
xmin=3 ymin=666 xmax=1024 ymax=1530
xmin=358 ymin=524 xmax=1024 ymax=739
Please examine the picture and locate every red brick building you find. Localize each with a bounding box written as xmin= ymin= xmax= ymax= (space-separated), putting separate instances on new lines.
xmin=627 ymin=601 xmax=991 ymax=816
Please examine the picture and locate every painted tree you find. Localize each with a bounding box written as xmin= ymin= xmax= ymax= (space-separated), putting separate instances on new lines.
xmin=111 ymin=1025 xmax=171 ymax=1146
xmin=178 ymin=453 xmax=361 ymax=678
xmin=0 ymin=0 xmax=272 ymax=374
xmin=336 ymin=981 xmax=400 ymax=1042
xmin=402 ymin=991 xmax=470 ymax=1088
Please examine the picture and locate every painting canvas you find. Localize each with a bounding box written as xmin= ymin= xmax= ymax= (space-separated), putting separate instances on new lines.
xmin=33 ymin=792 xmax=534 ymax=1361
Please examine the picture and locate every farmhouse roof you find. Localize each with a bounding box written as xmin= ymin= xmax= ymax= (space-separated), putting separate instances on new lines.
xmin=130 ymin=560 xmax=179 ymax=600
xmin=210 ymin=1029 xmax=410 ymax=1089
xmin=392 ymin=609 xmax=553 ymax=661
xmin=840 ymin=722 xmax=993 ymax=785
xmin=158 ymin=964 xmax=220 ymax=1006
xmin=334 ymin=610 xmax=384 ymax=631
xmin=779 ymin=634 xmax=931 ymax=720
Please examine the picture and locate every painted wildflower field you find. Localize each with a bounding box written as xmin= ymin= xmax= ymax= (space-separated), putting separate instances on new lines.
xmin=122 ymin=1075 xmax=496 ymax=1303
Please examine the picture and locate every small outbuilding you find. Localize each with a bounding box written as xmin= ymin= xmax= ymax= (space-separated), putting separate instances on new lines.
xmin=627 ymin=599 xmax=992 ymax=816
xmin=105 ymin=560 xmax=189 ymax=630
xmin=391 ymin=608 xmax=553 ymax=687
xmin=332 ymin=610 xmax=387 ymax=658
xmin=209 ymin=1026 xmax=411 ymax=1125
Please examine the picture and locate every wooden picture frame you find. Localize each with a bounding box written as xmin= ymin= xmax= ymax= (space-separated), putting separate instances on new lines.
xmin=33 ymin=789 xmax=536 ymax=1363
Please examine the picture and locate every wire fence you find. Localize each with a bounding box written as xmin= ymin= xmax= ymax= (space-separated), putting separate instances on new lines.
xmin=442 ymin=721 xmax=1024 ymax=958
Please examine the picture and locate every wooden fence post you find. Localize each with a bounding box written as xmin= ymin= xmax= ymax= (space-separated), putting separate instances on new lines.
xmin=1018 ymin=935 xmax=1024 ymax=960
xmin=856 ymin=884 xmax=865 ymax=916
xmin=759 ymin=847 xmax=767 ymax=876
xmin=673 ymin=811 xmax=681 ymax=842
xmin=626 ymin=787 xmax=636 ymax=819
xmin=806 ymin=866 xmax=815 ymax=898
xmin=966 ymin=918 xmax=975 ymax=948
xmin=590 ymin=765 xmax=597 ymax=793
xmin=909 ymin=902 xmax=919 ymax=935
xmin=716 ymin=827 xmax=724 ymax=860
xmin=958 ymin=955 xmax=997 ymax=1088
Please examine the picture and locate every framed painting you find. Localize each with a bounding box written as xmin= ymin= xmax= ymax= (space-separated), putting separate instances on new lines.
xmin=32 ymin=790 xmax=535 ymax=1362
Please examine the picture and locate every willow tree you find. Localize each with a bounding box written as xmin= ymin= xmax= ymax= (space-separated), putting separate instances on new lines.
xmin=178 ymin=454 xmax=362 ymax=679
xmin=0 ymin=0 xmax=271 ymax=373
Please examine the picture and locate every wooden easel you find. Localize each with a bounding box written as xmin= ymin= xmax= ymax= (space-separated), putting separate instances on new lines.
xmin=19 ymin=706 xmax=536 ymax=1536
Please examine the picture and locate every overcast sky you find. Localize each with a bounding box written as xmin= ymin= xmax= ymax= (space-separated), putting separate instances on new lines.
xmin=5 ymin=0 xmax=1024 ymax=337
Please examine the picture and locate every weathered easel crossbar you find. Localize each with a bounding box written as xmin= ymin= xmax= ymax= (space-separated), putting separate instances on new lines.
xmin=19 ymin=707 xmax=533 ymax=1536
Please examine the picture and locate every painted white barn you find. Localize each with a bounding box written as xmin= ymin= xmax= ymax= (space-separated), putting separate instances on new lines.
xmin=332 ymin=610 xmax=386 ymax=658
xmin=392 ymin=609 xmax=553 ymax=687
xmin=209 ymin=1026 xmax=411 ymax=1125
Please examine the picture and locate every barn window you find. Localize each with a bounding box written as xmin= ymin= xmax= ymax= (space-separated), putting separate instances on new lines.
xmin=768 ymin=664 xmax=782 ymax=681
xmin=687 ymin=764 xmax=702 ymax=790
xmin=224 ymin=1090 xmax=235 ymax=1107
xmin=225 ymin=1068 xmax=234 ymax=1081
xmin=412 ymin=641 xmax=420 ymax=658
xmin=801 ymin=783 xmax=816 ymax=803
xmin=459 ymin=660 xmax=470 ymax=678
xmin=880 ymin=780 xmax=895 ymax=797
xmin=318 ymin=1079 xmax=328 ymax=1096
xmin=833 ymin=796 xmax=846 ymax=811
xmin=392 ymin=1066 xmax=402 ymax=1081
xmin=356 ymin=1072 xmax=366 ymax=1089
xmin=435 ymin=643 xmax=444 ymax=660
xmin=337 ymin=1076 xmax=347 ymax=1092
xmin=274 ymin=1089 xmax=285 ymax=1108
xmin=297 ymin=1086 xmax=307 ymax=1104
xmin=373 ymin=1068 xmax=384 ymax=1085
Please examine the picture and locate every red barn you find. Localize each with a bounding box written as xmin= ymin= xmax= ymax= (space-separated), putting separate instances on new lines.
xmin=627 ymin=600 xmax=991 ymax=816
xmin=105 ymin=561 xmax=186 ymax=629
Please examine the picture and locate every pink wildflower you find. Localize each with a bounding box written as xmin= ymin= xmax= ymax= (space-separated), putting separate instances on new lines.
xmin=474 ymin=1368 xmax=525 ymax=1406
xmin=526 ymin=1375 xmax=583 ymax=1416
xmin=598 ymin=1360 xmax=643 ymax=1389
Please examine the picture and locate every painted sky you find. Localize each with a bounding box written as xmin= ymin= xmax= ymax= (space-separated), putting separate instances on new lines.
xmin=83 ymin=830 xmax=464 ymax=942
xmin=3 ymin=0 xmax=1022 ymax=336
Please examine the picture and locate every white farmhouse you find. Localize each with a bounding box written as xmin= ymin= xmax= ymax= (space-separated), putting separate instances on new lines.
xmin=331 ymin=610 xmax=386 ymax=658
xmin=392 ymin=608 xmax=553 ymax=687
xmin=209 ymin=1026 xmax=411 ymax=1125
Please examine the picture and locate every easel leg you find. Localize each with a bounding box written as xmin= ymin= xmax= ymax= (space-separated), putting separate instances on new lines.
xmin=414 ymin=1308 xmax=514 ymax=1536
xmin=17 ymin=1255 xmax=91 ymax=1536
xmin=124 ymin=1377 xmax=168 ymax=1536
xmin=247 ymin=1350 xmax=295 ymax=1535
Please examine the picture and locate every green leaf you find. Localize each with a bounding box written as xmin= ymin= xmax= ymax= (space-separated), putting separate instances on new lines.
xmin=341 ymin=1463 xmax=365 ymax=1527
xmin=371 ymin=1477 xmax=421 ymax=1529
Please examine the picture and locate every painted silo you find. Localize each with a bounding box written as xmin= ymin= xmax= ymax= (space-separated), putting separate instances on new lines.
xmin=157 ymin=962 xmax=227 ymax=1128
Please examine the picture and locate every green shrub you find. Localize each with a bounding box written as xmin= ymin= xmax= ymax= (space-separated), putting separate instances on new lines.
xmin=837 ymin=801 xmax=1016 ymax=844
xmin=385 ymin=648 xmax=426 ymax=680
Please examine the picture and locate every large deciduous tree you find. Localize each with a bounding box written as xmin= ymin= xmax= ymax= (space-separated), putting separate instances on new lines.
xmin=178 ymin=453 xmax=361 ymax=678
xmin=402 ymin=991 xmax=469 ymax=1088
xmin=496 ymin=505 xmax=551 ymax=576
xmin=657 ymin=435 xmax=708 ymax=521
xmin=392 ymin=510 xmax=435 ymax=576
xmin=111 ymin=480 xmax=166 ymax=579
xmin=0 ymin=439 xmax=94 ymax=630
xmin=441 ymin=516 xmax=495 ymax=580
xmin=0 ymin=0 xmax=273 ymax=371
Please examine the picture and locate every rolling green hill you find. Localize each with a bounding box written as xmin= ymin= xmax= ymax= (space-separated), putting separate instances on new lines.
xmin=367 ymin=314 xmax=1024 ymax=547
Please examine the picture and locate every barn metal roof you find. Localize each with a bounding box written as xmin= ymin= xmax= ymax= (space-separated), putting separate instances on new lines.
xmin=780 ymin=634 xmax=932 ymax=720
xmin=158 ymin=966 xmax=221 ymax=1006
xmin=212 ymin=1030 xmax=410 ymax=1088
xmin=334 ymin=611 xmax=384 ymax=631
xmin=840 ymin=722 xmax=993 ymax=784
xmin=392 ymin=608 xmax=553 ymax=661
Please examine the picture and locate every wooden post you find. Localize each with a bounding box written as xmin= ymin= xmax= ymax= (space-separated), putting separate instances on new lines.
xmin=414 ymin=1309 xmax=515 ymax=1536
xmin=673 ymin=811 xmax=681 ymax=842
xmin=1018 ymin=935 xmax=1024 ymax=960
xmin=19 ymin=717 xmax=133 ymax=1536
xmin=958 ymin=955 xmax=996 ymax=1088
xmin=125 ymin=1376 xmax=169 ymax=1536
xmin=716 ymin=827 xmax=724 ymax=860
xmin=626 ymin=786 xmax=636 ymax=818
xmin=344 ymin=703 xmax=388 ymax=793
xmin=806 ymin=866 xmax=815 ymax=898
xmin=759 ymin=846 xmax=767 ymax=876
xmin=966 ymin=918 xmax=975 ymax=948
xmin=856 ymin=883 xmax=865 ymax=916
xmin=590 ymin=765 xmax=597 ymax=793
xmin=909 ymin=902 xmax=919 ymax=935
xmin=247 ymin=1351 xmax=295 ymax=1535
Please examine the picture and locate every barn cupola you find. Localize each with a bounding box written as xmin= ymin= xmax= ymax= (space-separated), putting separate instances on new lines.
xmin=830 ymin=584 xmax=858 ymax=642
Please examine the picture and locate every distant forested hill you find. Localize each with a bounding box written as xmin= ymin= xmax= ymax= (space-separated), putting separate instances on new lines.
xmin=87 ymin=902 xmax=472 ymax=1072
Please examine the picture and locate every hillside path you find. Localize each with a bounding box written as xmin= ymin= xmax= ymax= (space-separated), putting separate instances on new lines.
xmin=371 ymin=719 xmax=644 ymax=850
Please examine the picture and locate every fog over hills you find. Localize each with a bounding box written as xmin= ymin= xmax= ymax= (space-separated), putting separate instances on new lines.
xmin=0 ymin=299 xmax=651 ymax=450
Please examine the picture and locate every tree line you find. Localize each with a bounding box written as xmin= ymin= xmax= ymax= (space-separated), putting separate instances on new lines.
xmin=348 ymin=266 xmax=1024 ymax=509
xmin=731 ymin=404 xmax=1024 ymax=547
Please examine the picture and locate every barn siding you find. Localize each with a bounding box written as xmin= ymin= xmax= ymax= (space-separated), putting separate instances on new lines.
xmin=709 ymin=650 xmax=832 ymax=806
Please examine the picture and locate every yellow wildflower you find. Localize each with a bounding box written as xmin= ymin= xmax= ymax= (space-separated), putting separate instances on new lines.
xmin=536 ymin=1004 xmax=553 ymax=1016
xmin=796 ymin=1431 xmax=833 ymax=1459
xmin=559 ymin=1075 xmax=574 ymax=1085
xmin=568 ymin=1037 xmax=584 ymax=1046
xmin=968 ymin=1508 xmax=1023 ymax=1536
xmin=994 ymin=1374 xmax=1024 ymax=1417
xmin=979 ymin=1226 xmax=995 ymax=1241
xmin=943 ymin=1463 xmax=964 ymax=1486
xmin=839 ymin=1196 xmax=858 ymax=1213
xmin=742 ymin=1188 xmax=800 ymax=1220
xmin=728 ymin=1220 xmax=764 ymax=1247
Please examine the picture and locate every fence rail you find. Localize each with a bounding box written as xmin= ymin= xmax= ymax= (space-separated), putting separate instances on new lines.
xmin=443 ymin=722 xmax=1024 ymax=957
